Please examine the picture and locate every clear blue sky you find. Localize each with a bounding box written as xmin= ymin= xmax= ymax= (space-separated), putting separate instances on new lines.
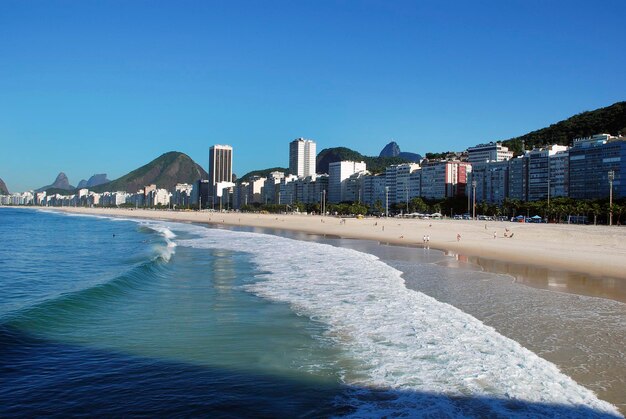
xmin=1 ymin=0 xmax=624 ymax=192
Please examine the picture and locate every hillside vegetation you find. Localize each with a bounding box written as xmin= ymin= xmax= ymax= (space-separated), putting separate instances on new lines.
xmin=503 ymin=101 xmax=626 ymax=154
xmin=91 ymin=152 xmax=208 ymax=193
xmin=0 ymin=178 xmax=8 ymax=195
xmin=239 ymin=167 xmax=289 ymax=182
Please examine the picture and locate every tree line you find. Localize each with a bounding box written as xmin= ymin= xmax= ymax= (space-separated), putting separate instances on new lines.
xmin=238 ymin=196 xmax=625 ymax=225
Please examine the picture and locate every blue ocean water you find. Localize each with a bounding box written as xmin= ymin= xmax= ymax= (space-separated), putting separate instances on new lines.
xmin=0 ymin=208 xmax=620 ymax=417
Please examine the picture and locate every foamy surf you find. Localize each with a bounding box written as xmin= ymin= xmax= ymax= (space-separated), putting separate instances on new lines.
xmin=138 ymin=222 xmax=177 ymax=262
xmin=169 ymin=224 xmax=621 ymax=417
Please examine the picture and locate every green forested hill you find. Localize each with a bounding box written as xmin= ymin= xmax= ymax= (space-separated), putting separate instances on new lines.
xmin=91 ymin=152 xmax=208 ymax=193
xmin=239 ymin=167 xmax=289 ymax=182
xmin=503 ymin=101 xmax=626 ymax=154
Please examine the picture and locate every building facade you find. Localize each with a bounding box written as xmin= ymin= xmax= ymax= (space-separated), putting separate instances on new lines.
xmin=289 ymin=138 xmax=316 ymax=178
xmin=328 ymin=161 xmax=367 ymax=203
xmin=467 ymin=142 xmax=513 ymax=163
xmin=385 ymin=163 xmax=420 ymax=205
xmin=209 ymin=144 xmax=233 ymax=202
xmin=569 ymin=134 xmax=626 ymax=200
xmin=420 ymin=161 xmax=470 ymax=199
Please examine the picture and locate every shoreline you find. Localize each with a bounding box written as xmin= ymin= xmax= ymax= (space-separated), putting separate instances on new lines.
xmin=28 ymin=206 xmax=626 ymax=301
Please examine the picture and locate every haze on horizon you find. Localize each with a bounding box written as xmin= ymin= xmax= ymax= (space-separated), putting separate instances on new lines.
xmin=1 ymin=0 xmax=625 ymax=192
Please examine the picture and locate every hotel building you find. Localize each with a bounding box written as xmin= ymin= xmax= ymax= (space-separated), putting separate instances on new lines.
xmin=289 ymin=138 xmax=317 ymax=178
xmin=209 ymin=144 xmax=233 ymax=206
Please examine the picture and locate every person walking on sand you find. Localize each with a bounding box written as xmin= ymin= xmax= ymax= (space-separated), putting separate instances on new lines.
xmin=457 ymin=233 xmax=461 ymax=242
xmin=493 ymin=231 xmax=497 ymax=239
xmin=423 ymin=235 xmax=427 ymax=244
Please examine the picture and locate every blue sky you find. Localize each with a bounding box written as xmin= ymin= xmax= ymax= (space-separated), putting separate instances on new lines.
xmin=1 ymin=0 xmax=624 ymax=192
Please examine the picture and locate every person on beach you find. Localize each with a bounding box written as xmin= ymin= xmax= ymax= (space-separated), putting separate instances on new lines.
xmin=423 ymin=235 xmax=427 ymax=244
xmin=493 ymin=231 xmax=497 ymax=239
xmin=457 ymin=233 xmax=461 ymax=242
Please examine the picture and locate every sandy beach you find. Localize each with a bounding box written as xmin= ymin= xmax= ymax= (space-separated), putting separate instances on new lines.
xmin=48 ymin=206 xmax=626 ymax=283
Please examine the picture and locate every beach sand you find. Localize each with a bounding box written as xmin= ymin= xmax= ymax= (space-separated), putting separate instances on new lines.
xmin=49 ymin=207 xmax=626 ymax=292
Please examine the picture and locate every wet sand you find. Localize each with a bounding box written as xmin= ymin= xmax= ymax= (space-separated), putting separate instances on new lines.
xmin=45 ymin=207 xmax=626 ymax=302
xmin=281 ymin=236 xmax=626 ymax=415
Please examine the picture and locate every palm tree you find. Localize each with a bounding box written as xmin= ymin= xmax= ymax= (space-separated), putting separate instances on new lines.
xmin=590 ymin=202 xmax=602 ymax=225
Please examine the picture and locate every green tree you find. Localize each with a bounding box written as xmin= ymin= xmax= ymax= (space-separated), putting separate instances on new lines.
xmin=373 ymin=199 xmax=384 ymax=215
xmin=409 ymin=197 xmax=428 ymax=213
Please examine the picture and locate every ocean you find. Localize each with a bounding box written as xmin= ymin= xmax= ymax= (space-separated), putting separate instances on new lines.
xmin=0 ymin=207 xmax=622 ymax=417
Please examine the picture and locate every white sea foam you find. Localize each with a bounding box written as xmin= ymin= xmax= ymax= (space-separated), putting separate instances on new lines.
xmin=51 ymin=210 xmax=113 ymax=220
xmin=170 ymin=225 xmax=620 ymax=417
xmin=137 ymin=221 xmax=177 ymax=262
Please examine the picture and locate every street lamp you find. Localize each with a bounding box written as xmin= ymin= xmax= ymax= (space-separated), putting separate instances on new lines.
xmin=385 ymin=186 xmax=389 ymax=217
xmin=467 ymin=177 xmax=471 ymax=216
xmin=405 ymin=183 xmax=409 ymax=214
xmin=547 ymin=178 xmax=550 ymax=221
xmin=609 ymin=170 xmax=615 ymax=226
xmin=471 ymin=180 xmax=477 ymax=220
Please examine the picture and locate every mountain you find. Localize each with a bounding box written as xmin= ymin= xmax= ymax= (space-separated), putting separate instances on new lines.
xmin=0 ymin=178 xmax=8 ymax=194
xmin=37 ymin=172 xmax=74 ymax=192
xmin=239 ymin=167 xmax=288 ymax=183
xmin=379 ymin=142 xmax=401 ymax=157
xmin=399 ymin=151 xmax=422 ymax=162
xmin=379 ymin=141 xmax=422 ymax=162
xmin=503 ymin=101 xmax=626 ymax=154
xmin=316 ymin=147 xmax=412 ymax=175
xmin=77 ymin=174 xmax=110 ymax=189
xmin=91 ymin=151 xmax=208 ymax=193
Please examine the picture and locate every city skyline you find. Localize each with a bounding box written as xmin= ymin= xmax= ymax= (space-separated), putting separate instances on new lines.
xmin=1 ymin=1 xmax=625 ymax=192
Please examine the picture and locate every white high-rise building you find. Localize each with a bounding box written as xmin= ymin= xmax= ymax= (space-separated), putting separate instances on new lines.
xmin=289 ymin=138 xmax=316 ymax=178
xmin=467 ymin=142 xmax=513 ymax=163
xmin=328 ymin=161 xmax=367 ymax=203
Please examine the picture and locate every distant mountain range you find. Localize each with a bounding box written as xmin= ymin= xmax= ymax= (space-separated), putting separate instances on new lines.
xmin=502 ymin=101 xmax=626 ymax=154
xmin=77 ymin=174 xmax=110 ymax=189
xmin=36 ymin=152 xmax=208 ymax=194
xmin=0 ymin=178 xmax=8 ymax=195
xmin=36 ymin=172 xmax=74 ymax=192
